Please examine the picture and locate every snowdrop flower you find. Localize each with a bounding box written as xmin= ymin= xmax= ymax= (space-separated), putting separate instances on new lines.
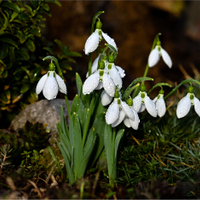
xmin=101 ymin=90 xmax=113 ymax=106
xmin=153 ymin=93 xmax=166 ymax=117
xmin=105 ymin=94 xmax=139 ymax=129
xmin=133 ymin=89 xmax=157 ymax=117
xmin=82 ymin=61 xmax=115 ymax=97
xmin=84 ymin=19 xmax=117 ymax=55
xmin=148 ymin=42 xmax=172 ymax=68
xmin=113 ymin=98 xmax=140 ymax=130
xmin=176 ymin=92 xmax=200 ymax=118
xmin=36 ymin=70 xmax=67 ymax=100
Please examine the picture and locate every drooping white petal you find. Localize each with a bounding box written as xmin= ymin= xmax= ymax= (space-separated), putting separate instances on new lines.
xmin=86 ymin=55 xmax=100 ymax=77
xmin=55 ymin=73 xmax=67 ymax=94
xmin=95 ymin=81 xmax=103 ymax=90
xmin=138 ymin=103 xmax=145 ymax=113
xmin=112 ymin=109 xmax=126 ymax=127
xmin=176 ymin=94 xmax=191 ymax=118
xmin=144 ymin=95 xmax=157 ymax=117
xmin=103 ymin=73 xmax=115 ymax=97
xmin=43 ymin=73 xmax=58 ymax=100
xmin=148 ymin=48 xmax=160 ymax=67
xmin=105 ymin=99 xmax=119 ymax=124
xmin=155 ymin=95 xmax=166 ymax=117
xmin=133 ymin=94 xmax=142 ymax=112
xmin=102 ymin=31 xmax=118 ymax=51
xmin=36 ymin=73 xmax=48 ymax=94
xmin=193 ymin=96 xmax=200 ymax=117
xmin=121 ymin=101 xmax=135 ymax=120
xmin=160 ymin=48 xmax=172 ymax=68
xmin=116 ymin=66 xmax=125 ymax=78
xmin=84 ymin=29 xmax=100 ymax=55
xmin=123 ymin=117 xmax=131 ymax=128
xmin=108 ymin=65 xmax=122 ymax=89
xmin=101 ymin=90 xmax=113 ymax=106
xmin=82 ymin=71 xmax=99 ymax=95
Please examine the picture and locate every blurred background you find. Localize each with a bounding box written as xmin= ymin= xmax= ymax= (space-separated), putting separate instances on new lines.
xmin=43 ymin=0 xmax=200 ymax=95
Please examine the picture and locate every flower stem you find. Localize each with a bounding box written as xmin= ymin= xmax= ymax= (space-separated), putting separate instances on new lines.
xmin=164 ymin=79 xmax=200 ymax=100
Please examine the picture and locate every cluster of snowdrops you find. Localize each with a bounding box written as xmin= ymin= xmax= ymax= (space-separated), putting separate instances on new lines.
xmin=36 ymin=17 xmax=200 ymax=128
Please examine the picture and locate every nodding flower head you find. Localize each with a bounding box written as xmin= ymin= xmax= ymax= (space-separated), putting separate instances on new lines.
xmin=133 ymin=91 xmax=157 ymax=117
xmin=176 ymin=92 xmax=200 ymax=118
xmin=153 ymin=93 xmax=166 ymax=117
xmin=36 ymin=71 xmax=67 ymax=100
xmin=84 ymin=19 xmax=118 ymax=55
xmin=148 ymin=43 xmax=172 ymax=68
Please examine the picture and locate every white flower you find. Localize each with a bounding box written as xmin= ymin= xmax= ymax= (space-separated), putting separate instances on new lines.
xmin=84 ymin=29 xmax=117 ymax=55
xmin=101 ymin=90 xmax=113 ymax=106
xmin=148 ymin=45 xmax=172 ymax=68
xmin=105 ymin=97 xmax=140 ymax=130
xmin=133 ymin=91 xmax=157 ymax=117
xmin=36 ymin=71 xmax=67 ymax=100
xmin=82 ymin=69 xmax=115 ymax=96
xmin=176 ymin=93 xmax=200 ymax=118
xmin=106 ymin=62 xmax=123 ymax=89
xmin=153 ymin=94 xmax=166 ymax=117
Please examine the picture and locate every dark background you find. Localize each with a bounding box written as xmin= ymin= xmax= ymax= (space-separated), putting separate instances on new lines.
xmin=44 ymin=1 xmax=200 ymax=97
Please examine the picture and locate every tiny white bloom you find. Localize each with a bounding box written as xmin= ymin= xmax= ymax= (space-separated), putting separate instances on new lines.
xmin=83 ymin=69 xmax=115 ymax=96
xmin=84 ymin=29 xmax=101 ymax=55
xmin=105 ymin=98 xmax=119 ymax=124
xmin=101 ymin=90 xmax=113 ymax=106
xmin=148 ymin=45 xmax=172 ymax=68
xmin=115 ymin=66 xmax=126 ymax=78
xmin=82 ymin=71 xmax=100 ymax=95
xmin=36 ymin=71 xmax=67 ymax=100
xmin=176 ymin=93 xmax=200 ymax=118
xmin=102 ymin=31 xmax=118 ymax=51
xmin=84 ymin=29 xmax=118 ymax=55
xmin=133 ymin=91 xmax=157 ymax=117
xmin=153 ymin=94 xmax=166 ymax=117
xmin=106 ymin=63 xmax=123 ymax=89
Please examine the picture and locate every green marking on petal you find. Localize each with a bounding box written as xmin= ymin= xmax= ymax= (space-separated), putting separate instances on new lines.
xmin=190 ymin=93 xmax=194 ymax=100
xmin=141 ymin=92 xmax=145 ymax=99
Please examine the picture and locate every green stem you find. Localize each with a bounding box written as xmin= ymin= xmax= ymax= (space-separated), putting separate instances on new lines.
xmin=64 ymin=95 xmax=71 ymax=120
xmin=147 ymin=82 xmax=172 ymax=95
xmin=164 ymin=79 xmax=200 ymax=100
xmin=88 ymin=53 xmax=93 ymax=76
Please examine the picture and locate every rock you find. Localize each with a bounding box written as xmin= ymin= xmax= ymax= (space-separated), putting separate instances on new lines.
xmin=10 ymin=99 xmax=72 ymax=175
xmin=11 ymin=99 xmax=72 ymax=135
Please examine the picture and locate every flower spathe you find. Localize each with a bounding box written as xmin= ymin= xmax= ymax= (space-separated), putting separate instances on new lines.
xmin=148 ymin=45 xmax=172 ymax=68
xmin=36 ymin=71 xmax=67 ymax=100
xmin=176 ymin=92 xmax=200 ymax=118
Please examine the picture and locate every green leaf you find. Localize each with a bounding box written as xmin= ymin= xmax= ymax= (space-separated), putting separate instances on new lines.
xmin=25 ymin=5 xmax=33 ymax=14
xmin=20 ymin=84 xmax=31 ymax=94
xmin=114 ymin=129 xmax=124 ymax=159
xmin=41 ymin=3 xmax=50 ymax=11
xmin=13 ymin=68 xmax=24 ymax=80
xmin=45 ymin=0 xmax=61 ymax=7
xmin=26 ymin=39 xmax=35 ymax=52
xmin=78 ymin=128 xmax=96 ymax=178
xmin=0 ymin=44 xmax=8 ymax=59
xmin=0 ymin=11 xmax=9 ymax=34
xmin=16 ymin=30 xmax=27 ymax=44
xmin=71 ymin=112 xmax=84 ymax=179
xmin=30 ymin=0 xmax=38 ymax=8
xmin=10 ymin=11 xmax=19 ymax=22
xmin=19 ymin=13 xmax=30 ymax=21
xmin=9 ymin=47 xmax=15 ymax=62
xmin=16 ymin=48 xmax=29 ymax=60
xmin=0 ymin=37 xmax=19 ymax=49
xmin=29 ymin=29 xmax=41 ymax=37
xmin=75 ymin=73 xmax=83 ymax=98
xmin=2 ymin=1 xmax=20 ymax=13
